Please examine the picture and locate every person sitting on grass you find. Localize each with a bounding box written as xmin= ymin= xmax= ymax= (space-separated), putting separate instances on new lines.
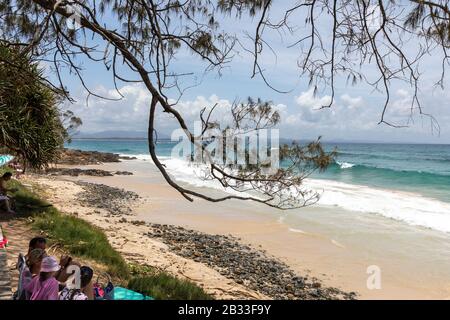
xmin=27 ymin=237 xmax=47 ymax=254
xmin=25 ymin=249 xmax=47 ymax=278
xmin=15 ymin=237 xmax=48 ymax=300
xmin=25 ymin=256 xmax=60 ymax=300
xmin=9 ymin=160 xmax=24 ymax=179
xmin=55 ymin=255 xmax=78 ymax=283
xmin=0 ymin=172 xmax=18 ymax=214
xmin=17 ymin=249 xmax=47 ymax=300
xmin=25 ymin=238 xmax=81 ymax=290
xmin=60 ymin=266 xmax=94 ymax=300
xmin=54 ymin=256 xmax=95 ymax=299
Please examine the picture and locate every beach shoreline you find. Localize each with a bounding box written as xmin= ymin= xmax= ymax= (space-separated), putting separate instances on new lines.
xmin=25 ymin=170 xmax=354 ymax=300
xmin=28 ymin=153 xmax=450 ymax=299
xmin=24 ymin=174 xmax=266 ymax=300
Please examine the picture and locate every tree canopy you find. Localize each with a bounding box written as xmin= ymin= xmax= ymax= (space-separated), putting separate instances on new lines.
xmin=0 ymin=42 xmax=76 ymax=169
xmin=0 ymin=1 xmax=447 ymax=208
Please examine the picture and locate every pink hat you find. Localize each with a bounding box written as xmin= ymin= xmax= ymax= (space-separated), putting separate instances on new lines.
xmin=40 ymin=256 xmax=61 ymax=273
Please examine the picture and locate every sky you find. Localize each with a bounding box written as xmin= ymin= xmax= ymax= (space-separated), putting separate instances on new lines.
xmin=58 ymin=2 xmax=450 ymax=144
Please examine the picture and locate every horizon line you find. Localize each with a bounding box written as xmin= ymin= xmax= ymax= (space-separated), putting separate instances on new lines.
xmin=69 ymin=137 xmax=450 ymax=146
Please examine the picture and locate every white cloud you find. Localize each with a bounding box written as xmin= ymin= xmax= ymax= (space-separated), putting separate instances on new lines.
xmin=67 ymin=84 xmax=285 ymax=134
xmin=285 ymin=114 xmax=300 ymax=125
xmin=285 ymin=90 xmax=385 ymax=135
xmin=290 ymin=88 xmax=336 ymax=124
xmin=396 ymin=88 xmax=409 ymax=98
xmin=67 ymin=84 xmax=152 ymax=132
xmin=166 ymin=94 xmax=232 ymax=124
xmin=66 ymin=82 xmax=450 ymax=143
xmin=295 ymin=88 xmax=332 ymax=109
xmin=341 ymin=94 xmax=364 ymax=109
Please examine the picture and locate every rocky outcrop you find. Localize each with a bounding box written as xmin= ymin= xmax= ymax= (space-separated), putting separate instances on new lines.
xmin=57 ymin=148 xmax=137 ymax=165
xmin=44 ymin=168 xmax=133 ymax=177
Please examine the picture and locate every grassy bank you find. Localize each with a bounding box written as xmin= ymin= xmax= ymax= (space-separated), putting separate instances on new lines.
xmin=33 ymin=208 xmax=129 ymax=277
xmin=128 ymin=265 xmax=212 ymax=300
xmin=9 ymin=177 xmax=212 ymax=300
xmin=10 ymin=180 xmax=128 ymax=277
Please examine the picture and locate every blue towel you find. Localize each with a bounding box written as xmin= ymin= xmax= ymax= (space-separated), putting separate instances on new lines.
xmin=0 ymin=155 xmax=14 ymax=166
xmin=113 ymin=287 xmax=154 ymax=300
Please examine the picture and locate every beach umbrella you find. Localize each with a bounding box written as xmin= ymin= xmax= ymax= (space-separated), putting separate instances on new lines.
xmin=0 ymin=155 xmax=14 ymax=166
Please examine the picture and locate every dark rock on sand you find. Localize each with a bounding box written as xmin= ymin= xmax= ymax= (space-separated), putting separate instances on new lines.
xmin=75 ymin=182 xmax=140 ymax=215
xmin=44 ymin=168 xmax=134 ymax=177
xmin=145 ymin=223 xmax=357 ymax=300
xmin=115 ymin=171 xmax=133 ymax=175
xmin=45 ymin=168 xmax=114 ymax=177
xmin=119 ymin=156 xmax=138 ymax=160
xmin=58 ymin=148 xmax=127 ymax=165
xmin=72 ymin=180 xmax=355 ymax=300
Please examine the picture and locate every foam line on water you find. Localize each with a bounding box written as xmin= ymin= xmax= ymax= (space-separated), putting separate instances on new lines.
xmin=288 ymin=228 xmax=307 ymax=234
xmin=336 ymin=161 xmax=356 ymax=169
xmin=125 ymin=155 xmax=450 ymax=233
xmin=120 ymin=153 xmax=153 ymax=161
xmin=304 ymin=179 xmax=450 ymax=233
xmin=160 ymin=157 xmax=256 ymax=198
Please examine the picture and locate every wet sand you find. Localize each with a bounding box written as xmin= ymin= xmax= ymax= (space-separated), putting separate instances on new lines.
xmin=44 ymin=159 xmax=450 ymax=299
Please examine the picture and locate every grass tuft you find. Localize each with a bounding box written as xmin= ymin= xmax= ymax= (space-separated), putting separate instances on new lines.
xmin=128 ymin=274 xmax=212 ymax=300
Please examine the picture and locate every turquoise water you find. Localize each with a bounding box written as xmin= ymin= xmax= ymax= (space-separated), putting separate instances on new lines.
xmin=317 ymin=143 xmax=450 ymax=203
xmin=64 ymin=139 xmax=450 ymax=296
xmin=66 ymin=139 xmax=450 ymax=204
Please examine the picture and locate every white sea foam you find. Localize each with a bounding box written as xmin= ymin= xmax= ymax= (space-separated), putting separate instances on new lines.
xmin=304 ymin=179 xmax=450 ymax=233
xmin=288 ymin=228 xmax=307 ymax=234
xmin=331 ymin=239 xmax=346 ymax=249
xmin=337 ymin=161 xmax=356 ymax=169
xmin=126 ymin=155 xmax=450 ymax=233
xmin=160 ymin=157 xmax=257 ymax=198
xmin=120 ymin=153 xmax=153 ymax=161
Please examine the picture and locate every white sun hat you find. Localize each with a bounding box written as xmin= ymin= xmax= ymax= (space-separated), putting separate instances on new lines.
xmin=40 ymin=256 xmax=61 ymax=273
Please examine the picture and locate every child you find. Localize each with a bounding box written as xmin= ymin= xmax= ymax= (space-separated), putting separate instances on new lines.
xmin=25 ymin=256 xmax=60 ymax=300
xmin=60 ymin=266 xmax=94 ymax=300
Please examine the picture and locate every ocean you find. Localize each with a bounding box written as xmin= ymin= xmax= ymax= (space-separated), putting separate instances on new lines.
xmin=66 ymin=139 xmax=450 ymax=233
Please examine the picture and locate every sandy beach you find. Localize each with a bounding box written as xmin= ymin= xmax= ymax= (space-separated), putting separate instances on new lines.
xmin=27 ymin=158 xmax=450 ymax=300
xmin=25 ymin=177 xmax=270 ymax=299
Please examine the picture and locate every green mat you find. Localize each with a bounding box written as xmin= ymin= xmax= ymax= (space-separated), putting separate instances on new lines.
xmin=113 ymin=287 xmax=154 ymax=300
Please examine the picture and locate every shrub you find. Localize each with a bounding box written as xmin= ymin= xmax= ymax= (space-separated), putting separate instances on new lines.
xmin=128 ymin=274 xmax=212 ymax=300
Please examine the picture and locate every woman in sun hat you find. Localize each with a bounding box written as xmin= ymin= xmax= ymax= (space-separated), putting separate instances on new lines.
xmin=25 ymin=256 xmax=60 ymax=300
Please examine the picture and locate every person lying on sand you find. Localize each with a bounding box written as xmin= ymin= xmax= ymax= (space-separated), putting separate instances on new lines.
xmin=0 ymin=172 xmax=18 ymax=214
